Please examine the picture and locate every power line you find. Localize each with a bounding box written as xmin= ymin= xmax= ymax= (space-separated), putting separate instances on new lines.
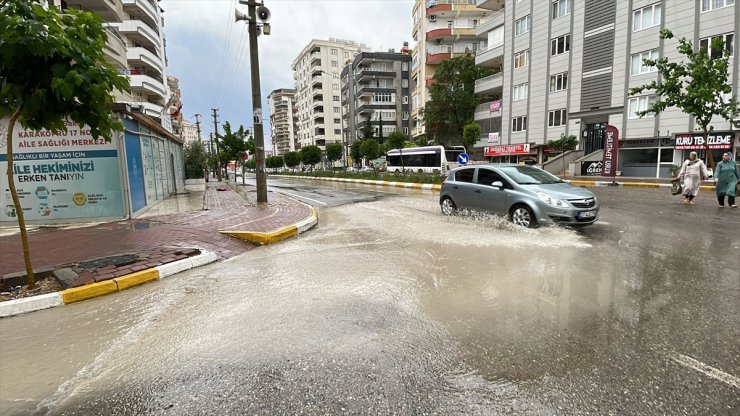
xmin=212 ymin=0 xmax=239 ymax=106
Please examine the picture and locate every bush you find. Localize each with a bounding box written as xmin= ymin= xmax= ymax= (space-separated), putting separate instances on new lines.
xmin=184 ymin=141 xmax=208 ymax=179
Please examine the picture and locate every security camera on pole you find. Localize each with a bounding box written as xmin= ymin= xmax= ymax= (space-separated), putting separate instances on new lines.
xmin=236 ymin=0 xmax=270 ymax=203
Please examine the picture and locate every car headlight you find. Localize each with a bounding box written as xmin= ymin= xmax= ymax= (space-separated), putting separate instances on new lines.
xmin=537 ymin=192 xmax=568 ymax=208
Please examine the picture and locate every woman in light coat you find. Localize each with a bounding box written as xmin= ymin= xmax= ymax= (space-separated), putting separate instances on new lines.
xmin=714 ymin=152 xmax=740 ymax=208
xmin=677 ymin=151 xmax=709 ymax=205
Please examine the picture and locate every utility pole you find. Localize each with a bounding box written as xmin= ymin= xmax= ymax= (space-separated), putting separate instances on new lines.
xmin=238 ymin=0 xmax=270 ymax=203
xmin=194 ymin=113 xmax=202 ymax=143
xmin=211 ymin=108 xmax=221 ymax=181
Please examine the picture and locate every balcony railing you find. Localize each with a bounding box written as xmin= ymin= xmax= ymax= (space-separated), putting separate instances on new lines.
xmin=122 ymin=0 xmax=158 ymax=27
xmin=474 ymin=72 xmax=502 ymax=85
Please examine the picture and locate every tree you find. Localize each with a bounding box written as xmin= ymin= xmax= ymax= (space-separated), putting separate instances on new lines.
xmin=325 ymin=143 xmax=343 ymax=166
xmin=422 ymin=54 xmax=493 ymax=145
xmin=360 ymin=139 xmax=380 ymax=168
xmin=1 ymin=1 xmax=129 ymax=288
xmin=547 ymin=134 xmax=579 ymax=178
xmin=414 ymin=134 xmax=431 ymax=147
xmin=219 ymin=122 xmax=248 ymax=180
xmin=266 ymin=155 xmax=284 ymax=172
xmin=283 ymin=151 xmax=300 ymax=170
xmin=360 ymin=115 xmax=374 ymax=140
xmin=184 ymin=141 xmax=208 ymax=179
xmin=629 ymin=29 xmax=739 ymax=170
xmin=350 ymin=141 xmax=362 ymax=167
xmin=386 ymin=131 xmax=407 ymax=171
xmin=300 ymin=145 xmax=321 ymax=168
xmin=462 ymin=123 xmax=481 ymax=150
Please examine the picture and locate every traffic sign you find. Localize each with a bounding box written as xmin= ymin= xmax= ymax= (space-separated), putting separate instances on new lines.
xmin=457 ymin=153 xmax=469 ymax=165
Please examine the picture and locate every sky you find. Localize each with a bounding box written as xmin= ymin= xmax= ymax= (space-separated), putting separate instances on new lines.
xmin=161 ymin=0 xmax=415 ymax=148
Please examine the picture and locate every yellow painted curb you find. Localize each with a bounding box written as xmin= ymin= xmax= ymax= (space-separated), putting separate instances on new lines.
xmin=114 ymin=269 xmax=159 ymax=291
xmin=221 ymin=225 xmax=299 ymax=245
xmin=431 ymin=184 xmax=442 ymax=191
xmin=569 ymin=180 xmax=597 ymax=186
xmin=60 ymin=280 xmax=118 ymax=304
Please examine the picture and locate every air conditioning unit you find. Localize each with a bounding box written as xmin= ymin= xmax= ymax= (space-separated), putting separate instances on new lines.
xmin=429 ymin=15 xmax=436 ymax=22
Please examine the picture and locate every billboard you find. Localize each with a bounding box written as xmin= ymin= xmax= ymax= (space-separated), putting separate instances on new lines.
xmin=0 ymin=118 xmax=123 ymax=221
xmin=484 ymin=144 xmax=530 ymax=157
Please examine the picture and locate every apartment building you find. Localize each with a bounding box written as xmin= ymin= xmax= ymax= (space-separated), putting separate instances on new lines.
xmin=410 ymin=0 xmax=490 ymax=138
xmin=181 ymin=120 xmax=200 ymax=144
xmin=341 ymin=51 xmax=412 ymax=149
xmin=291 ymin=39 xmax=370 ymax=153
xmin=268 ymin=89 xmax=299 ymax=155
xmin=474 ymin=0 xmax=739 ymax=178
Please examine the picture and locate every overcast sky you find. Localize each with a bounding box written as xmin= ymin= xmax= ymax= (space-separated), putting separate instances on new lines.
xmin=161 ymin=0 xmax=415 ymax=147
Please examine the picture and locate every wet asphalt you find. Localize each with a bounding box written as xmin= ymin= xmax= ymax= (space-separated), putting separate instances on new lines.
xmin=0 ymin=179 xmax=738 ymax=415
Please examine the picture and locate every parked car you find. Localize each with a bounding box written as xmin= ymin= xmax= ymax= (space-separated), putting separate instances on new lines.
xmin=439 ymin=164 xmax=599 ymax=227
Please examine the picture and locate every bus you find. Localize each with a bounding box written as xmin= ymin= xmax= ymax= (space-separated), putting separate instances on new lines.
xmin=386 ymin=145 xmax=467 ymax=174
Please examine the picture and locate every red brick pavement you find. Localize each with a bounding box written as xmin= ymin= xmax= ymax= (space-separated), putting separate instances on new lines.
xmin=0 ymin=182 xmax=313 ymax=278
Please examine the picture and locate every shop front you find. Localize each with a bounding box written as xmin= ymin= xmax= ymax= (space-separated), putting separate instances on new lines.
xmin=616 ymin=137 xmax=676 ymax=178
xmin=674 ymin=131 xmax=736 ymax=169
xmin=484 ymin=143 xmax=536 ymax=164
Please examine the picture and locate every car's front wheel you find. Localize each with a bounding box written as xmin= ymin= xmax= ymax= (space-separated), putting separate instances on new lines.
xmin=440 ymin=197 xmax=456 ymax=216
xmin=510 ymin=205 xmax=537 ymax=228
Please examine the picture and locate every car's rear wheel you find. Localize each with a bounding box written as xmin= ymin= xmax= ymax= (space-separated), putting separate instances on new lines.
xmin=440 ymin=197 xmax=456 ymax=216
xmin=510 ymin=205 xmax=537 ymax=228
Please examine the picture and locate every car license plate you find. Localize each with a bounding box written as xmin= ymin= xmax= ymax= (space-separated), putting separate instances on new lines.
xmin=579 ymin=211 xmax=596 ymax=218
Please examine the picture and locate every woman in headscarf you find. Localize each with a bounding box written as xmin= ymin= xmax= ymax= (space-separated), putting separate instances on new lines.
xmin=714 ymin=152 xmax=740 ymax=208
xmin=677 ymin=151 xmax=709 ymax=205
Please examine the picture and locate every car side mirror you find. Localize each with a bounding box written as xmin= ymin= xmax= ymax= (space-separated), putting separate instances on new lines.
xmin=491 ymin=181 xmax=504 ymax=189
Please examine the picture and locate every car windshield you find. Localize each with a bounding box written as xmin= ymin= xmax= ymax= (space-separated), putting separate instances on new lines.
xmin=498 ymin=166 xmax=563 ymax=184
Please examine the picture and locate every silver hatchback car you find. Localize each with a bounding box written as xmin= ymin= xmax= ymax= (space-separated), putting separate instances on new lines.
xmin=439 ymin=164 xmax=599 ymax=227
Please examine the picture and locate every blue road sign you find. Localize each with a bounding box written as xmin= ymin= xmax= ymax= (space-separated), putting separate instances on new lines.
xmin=457 ymin=153 xmax=469 ymax=165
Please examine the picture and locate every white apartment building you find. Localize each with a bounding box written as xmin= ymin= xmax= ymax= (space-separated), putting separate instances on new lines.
xmin=268 ymin=88 xmax=299 ymax=156
xmin=410 ymin=0 xmax=490 ymax=138
xmin=474 ymin=0 xmax=739 ymax=178
xmin=291 ymin=39 xmax=370 ymax=151
xmin=181 ymin=120 xmax=200 ymax=144
xmin=61 ymin=0 xmax=171 ymax=126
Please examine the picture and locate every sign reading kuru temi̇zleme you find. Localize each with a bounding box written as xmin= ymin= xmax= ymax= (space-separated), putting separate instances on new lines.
xmin=0 ymin=118 xmax=124 ymax=222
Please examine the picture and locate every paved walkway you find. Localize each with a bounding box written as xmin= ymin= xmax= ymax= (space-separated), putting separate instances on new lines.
xmin=0 ymin=182 xmax=312 ymax=281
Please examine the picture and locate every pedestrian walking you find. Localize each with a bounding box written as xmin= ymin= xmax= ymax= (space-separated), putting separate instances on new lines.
xmin=677 ymin=151 xmax=709 ymax=205
xmin=714 ymin=152 xmax=740 ymax=208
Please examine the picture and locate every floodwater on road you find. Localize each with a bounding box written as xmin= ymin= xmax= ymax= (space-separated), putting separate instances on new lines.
xmin=0 ymin=187 xmax=738 ymax=415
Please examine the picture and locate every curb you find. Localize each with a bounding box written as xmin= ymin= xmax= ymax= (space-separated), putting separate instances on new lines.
xmin=274 ymin=175 xmax=443 ymax=192
xmin=566 ymin=179 xmax=716 ymax=191
xmin=219 ymin=207 xmax=319 ymax=245
xmin=0 ymin=249 xmax=219 ymax=319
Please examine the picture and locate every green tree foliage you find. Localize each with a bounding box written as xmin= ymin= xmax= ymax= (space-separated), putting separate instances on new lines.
xmin=462 ymin=123 xmax=481 ymax=150
xmin=283 ymin=151 xmax=300 ymax=169
xmin=360 ymin=139 xmax=381 ymax=163
xmin=1 ymin=1 xmax=129 ymax=287
xmin=547 ymin=134 xmax=579 ymax=178
xmin=300 ymin=145 xmax=322 ymax=167
xmin=244 ymin=158 xmax=256 ymax=170
xmin=414 ymin=134 xmax=431 ymax=147
xmin=386 ymin=131 xmax=406 ymax=151
xmin=325 ymin=143 xmax=343 ymax=165
xmin=360 ymin=116 xmax=374 ymax=140
xmin=629 ymin=29 xmax=739 ymax=169
xmin=266 ymin=155 xmax=284 ymax=171
xmin=219 ymin=122 xmax=248 ymax=166
xmin=184 ymin=141 xmax=208 ymax=179
xmin=350 ymin=141 xmax=362 ymax=166
xmin=422 ymin=54 xmax=493 ymax=146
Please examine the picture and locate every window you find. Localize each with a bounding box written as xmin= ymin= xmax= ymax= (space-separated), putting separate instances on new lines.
xmin=628 ymin=95 xmax=657 ymax=118
xmin=513 ymin=83 xmax=528 ymax=101
xmin=334 ymin=129 xmax=341 ymax=134
xmin=403 ymin=95 xmax=409 ymax=104
xmin=515 ymin=15 xmax=531 ymax=36
xmin=403 ymin=111 xmax=409 ymax=120
xmin=403 ymin=127 xmax=409 ymax=134
xmin=334 ymin=118 xmax=340 ymax=124
xmin=551 ymin=34 xmax=570 ymax=56
xmin=331 ymin=48 xmax=337 ymax=55
xmin=701 ymin=0 xmax=735 ymax=12
xmin=549 ymin=72 xmax=568 ymax=92
xmin=548 ymin=109 xmax=567 ymax=127
xmin=402 ymin=79 xmax=409 ymax=88
xmin=333 ymin=106 xmax=340 ymax=113
xmin=630 ymin=49 xmax=659 ymax=75
xmin=633 ymin=3 xmax=661 ymax=31
xmin=455 ymin=168 xmax=475 ymax=183
xmin=552 ymin=0 xmax=570 ymax=19
xmin=331 ymin=60 xmax=338 ymax=67
xmin=512 ymin=116 xmax=527 ymax=132
xmin=333 ymin=95 xmax=339 ymax=101
xmin=514 ymin=50 xmax=529 ymax=69
xmin=344 ymin=52 xmax=349 ymax=58
xmin=402 ymin=62 xmax=409 ymax=71
xmin=468 ymin=19 xmax=479 ymax=27
xmin=332 ymin=84 xmax=339 ymax=90
xmin=477 ymin=169 xmax=509 ymax=187
xmin=374 ymin=92 xmax=393 ymax=103
xmin=700 ymin=33 xmax=734 ymax=58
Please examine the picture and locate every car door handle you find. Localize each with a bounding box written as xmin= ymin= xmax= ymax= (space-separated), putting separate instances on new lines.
xmin=474 ymin=189 xmax=482 ymax=193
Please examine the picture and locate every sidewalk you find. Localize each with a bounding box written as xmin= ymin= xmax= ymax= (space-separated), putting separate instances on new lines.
xmin=0 ymin=181 xmax=313 ymax=286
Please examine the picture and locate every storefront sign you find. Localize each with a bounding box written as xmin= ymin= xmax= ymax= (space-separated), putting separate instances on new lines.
xmin=489 ymin=100 xmax=501 ymax=112
xmin=487 ymin=132 xmax=499 ymax=144
xmin=618 ymin=138 xmax=674 ymax=149
xmin=0 ymin=118 xmax=123 ymax=221
xmin=484 ymin=143 xmax=530 ymax=157
xmin=581 ymin=161 xmax=603 ymax=176
xmin=602 ymin=125 xmax=619 ymax=177
xmin=674 ymin=132 xmax=734 ymax=150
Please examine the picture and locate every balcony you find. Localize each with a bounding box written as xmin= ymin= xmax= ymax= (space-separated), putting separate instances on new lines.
xmin=65 ymin=0 xmax=123 ymax=22
xmin=475 ymin=43 xmax=504 ymax=67
xmin=426 ymin=28 xmax=452 ymax=41
xmin=127 ymin=47 xmax=164 ymax=74
xmin=474 ymin=100 xmax=502 ymax=121
xmin=474 ymin=72 xmax=503 ymax=94
xmin=310 ymin=52 xmax=321 ymax=64
xmin=126 ymin=101 xmax=164 ymax=118
xmin=427 ymin=3 xmax=452 ymax=15
xmin=129 ymin=74 xmax=166 ymax=100
xmin=122 ymin=0 xmax=158 ymax=29
xmin=116 ymin=20 xmax=160 ymax=50
xmin=311 ymin=75 xmax=323 ymax=86
xmin=476 ymin=10 xmax=504 ymax=36
xmin=476 ymin=0 xmax=505 ymax=11
xmin=427 ymin=51 xmax=451 ymax=64
xmin=103 ymin=26 xmax=127 ymax=70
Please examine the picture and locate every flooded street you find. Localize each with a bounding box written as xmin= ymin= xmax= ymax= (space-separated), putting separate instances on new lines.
xmin=1 ymin=182 xmax=738 ymax=415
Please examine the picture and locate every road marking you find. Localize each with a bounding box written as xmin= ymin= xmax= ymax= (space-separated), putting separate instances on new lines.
xmin=670 ymin=353 xmax=740 ymax=389
xmin=276 ymin=190 xmax=328 ymax=206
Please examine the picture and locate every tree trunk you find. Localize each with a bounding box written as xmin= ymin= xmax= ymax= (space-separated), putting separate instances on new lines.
xmin=703 ymin=128 xmax=715 ymax=171
xmin=5 ymin=107 xmax=36 ymax=288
